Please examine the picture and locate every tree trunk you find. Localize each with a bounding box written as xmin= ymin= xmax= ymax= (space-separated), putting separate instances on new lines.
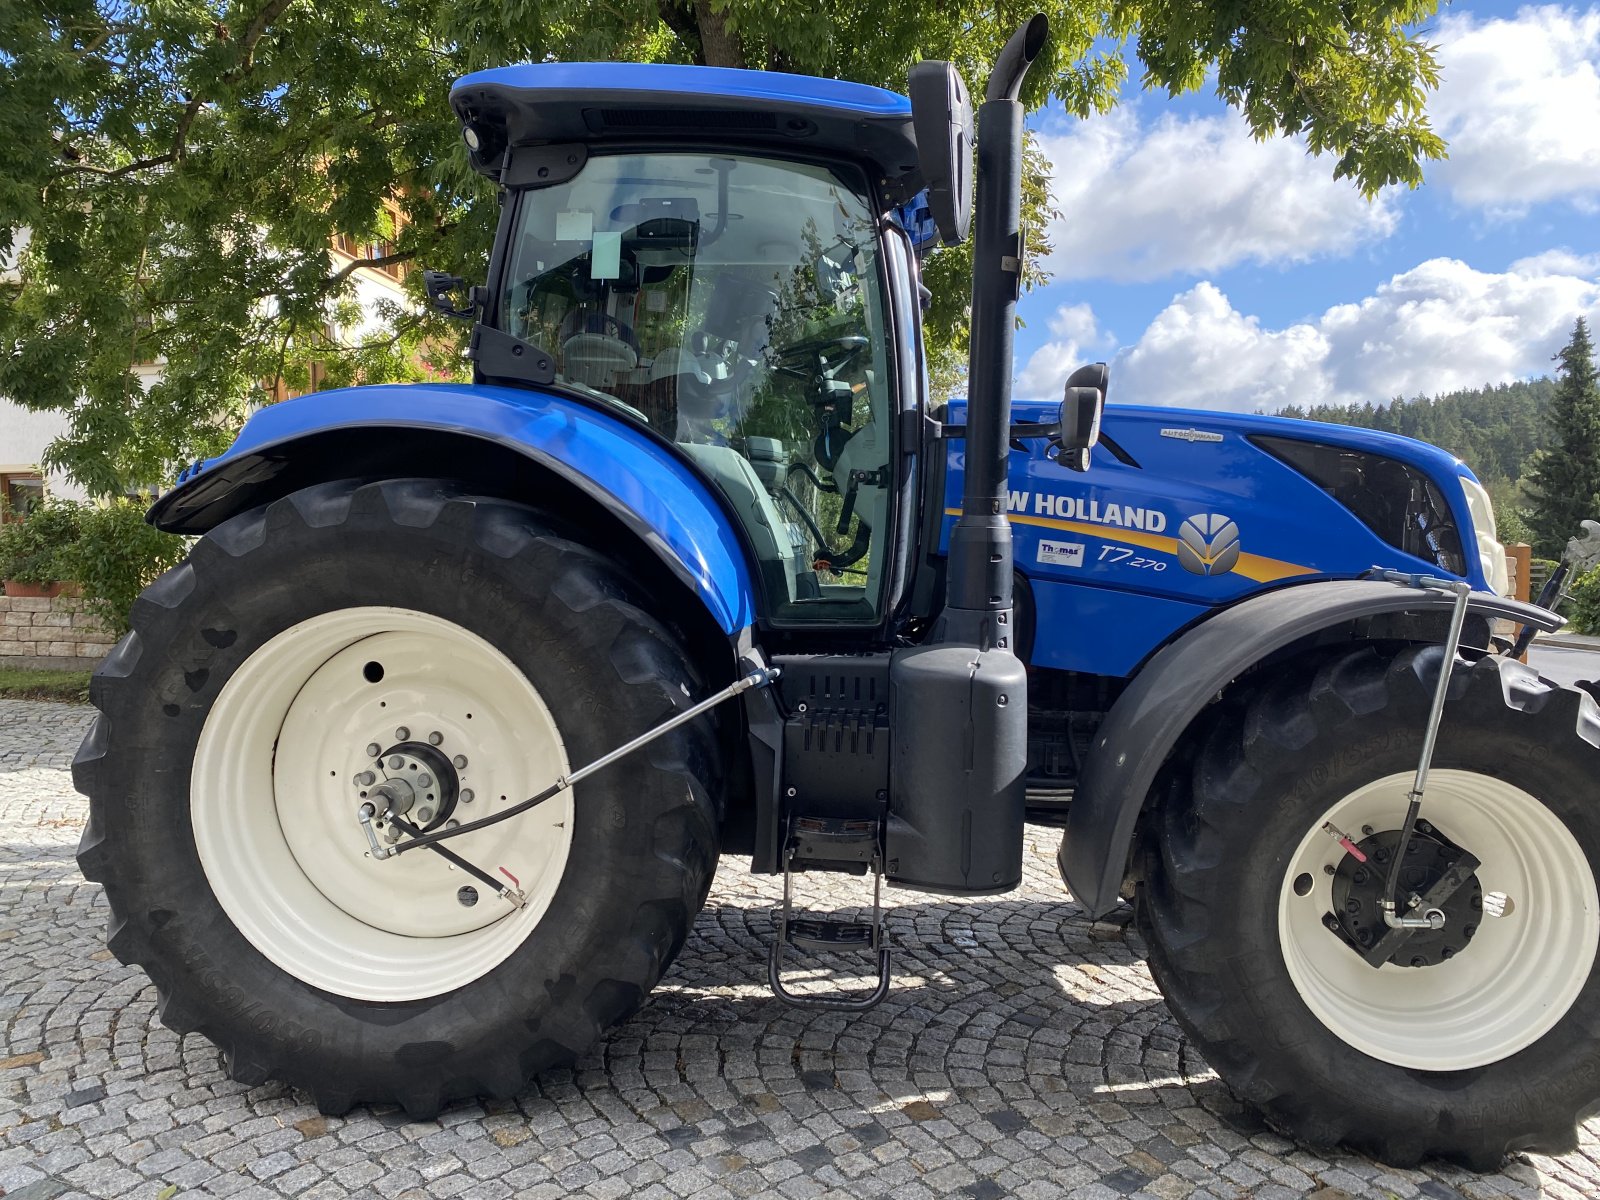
xmin=693 ymin=0 xmax=744 ymax=67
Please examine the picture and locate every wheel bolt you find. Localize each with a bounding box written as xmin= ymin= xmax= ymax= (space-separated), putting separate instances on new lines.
xmin=366 ymin=743 xmax=381 ymax=759
xmin=388 ymin=755 xmax=404 ymax=769
xmin=453 ymin=754 xmax=468 ymax=770
xmin=1441 ymin=947 xmax=1455 ymax=960
xmin=460 ymin=789 xmax=474 ymax=803
xmin=417 ymin=773 xmax=432 ymax=788
xmin=395 ymin=726 xmax=410 ymax=741
xmin=446 ymin=819 xmax=460 ymax=830
xmin=417 ymin=807 xmax=434 ymax=824
xmin=1344 ymin=898 xmax=1361 ymax=914
xmin=1323 ymin=864 xmax=1336 ymax=876
xmin=429 ymin=731 xmax=444 ymax=746
xmin=355 ymin=771 xmax=376 ymax=787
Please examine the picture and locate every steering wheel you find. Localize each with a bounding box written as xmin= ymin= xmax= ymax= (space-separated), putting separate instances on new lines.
xmin=773 ymin=335 xmax=870 ymax=385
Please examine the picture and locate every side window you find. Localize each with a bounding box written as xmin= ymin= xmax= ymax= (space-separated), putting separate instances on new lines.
xmin=499 ymin=153 xmax=896 ymax=626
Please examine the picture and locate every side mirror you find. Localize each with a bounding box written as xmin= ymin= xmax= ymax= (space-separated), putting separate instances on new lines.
xmin=424 ymin=270 xmax=480 ymax=320
xmin=1057 ymin=362 xmax=1108 ymax=472
xmin=1065 ymin=361 xmax=1109 ymax=395
xmin=908 ymin=61 xmax=974 ymax=246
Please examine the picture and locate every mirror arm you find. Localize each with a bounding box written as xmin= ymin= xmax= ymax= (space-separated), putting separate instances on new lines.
xmin=424 ymin=270 xmax=480 ymax=321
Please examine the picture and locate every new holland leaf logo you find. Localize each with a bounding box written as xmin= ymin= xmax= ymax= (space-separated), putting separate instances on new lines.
xmin=1176 ymin=513 xmax=1241 ymax=576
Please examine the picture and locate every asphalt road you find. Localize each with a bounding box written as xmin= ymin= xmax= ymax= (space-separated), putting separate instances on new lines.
xmin=1529 ymin=643 xmax=1600 ymax=688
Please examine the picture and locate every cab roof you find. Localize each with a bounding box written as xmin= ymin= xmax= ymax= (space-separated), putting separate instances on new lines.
xmin=449 ymin=62 xmax=921 ymax=193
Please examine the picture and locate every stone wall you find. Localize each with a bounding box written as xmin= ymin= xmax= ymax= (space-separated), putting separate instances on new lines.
xmin=0 ymin=593 xmax=116 ymax=669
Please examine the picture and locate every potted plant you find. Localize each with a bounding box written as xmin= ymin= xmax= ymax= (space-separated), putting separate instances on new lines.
xmin=0 ymin=500 xmax=83 ymax=597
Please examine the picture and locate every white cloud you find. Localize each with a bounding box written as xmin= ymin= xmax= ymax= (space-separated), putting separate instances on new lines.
xmin=1432 ymin=6 xmax=1600 ymax=211
xmin=1016 ymin=256 xmax=1600 ymax=410
xmin=1035 ymin=108 xmax=1398 ymax=283
xmin=1015 ymin=302 xmax=1110 ymax=396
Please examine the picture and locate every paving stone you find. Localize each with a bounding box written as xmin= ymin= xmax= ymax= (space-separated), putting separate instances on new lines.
xmin=1 ymin=697 xmax=1597 ymax=1200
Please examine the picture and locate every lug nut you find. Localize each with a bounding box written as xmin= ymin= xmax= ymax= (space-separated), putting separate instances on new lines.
xmin=460 ymin=789 xmax=474 ymax=804
xmin=446 ymin=819 xmax=460 ymax=830
xmin=452 ymin=754 xmax=468 ymax=770
xmin=366 ymin=743 xmax=382 ymax=759
xmin=384 ymin=825 xmax=402 ymax=844
xmin=388 ymin=755 xmax=404 ymax=769
xmin=416 ymin=807 xmax=434 ymax=824
xmin=429 ymin=731 xmax=444 ymax=746
xmin=355 ymin=771 xmax=377 ymax=787
xmin=417 ymin=773 xmax=432 ymax=788
xmin=395 ymin=726 xmax=410 ymax=741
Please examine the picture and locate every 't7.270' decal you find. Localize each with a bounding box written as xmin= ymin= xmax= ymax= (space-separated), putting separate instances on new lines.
xmin=1098 ymin=544 xmax=1168 ymax=571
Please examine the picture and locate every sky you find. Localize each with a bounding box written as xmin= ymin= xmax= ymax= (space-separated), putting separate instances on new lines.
xmin=1011 ymin=2 xmax=1600 ymax=412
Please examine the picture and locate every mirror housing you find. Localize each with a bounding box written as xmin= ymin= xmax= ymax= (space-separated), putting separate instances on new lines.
xmin=1057 ymin=362 xmax=1108 ymax=472
xmin=908 ymin=61 xmax=974 ymax=246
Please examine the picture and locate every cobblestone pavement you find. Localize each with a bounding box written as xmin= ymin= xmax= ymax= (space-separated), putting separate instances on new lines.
xmin=3 ymin=697 xmax=1598 ymax=1200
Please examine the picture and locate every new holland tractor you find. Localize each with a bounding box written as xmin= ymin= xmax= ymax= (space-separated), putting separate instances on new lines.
xmin=74 ymin=16 xmax=1600 ymax=1168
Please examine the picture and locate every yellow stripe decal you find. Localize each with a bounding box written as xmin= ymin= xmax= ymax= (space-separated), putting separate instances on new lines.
xmin=944 ymin=508 xmax=1314 ymax=584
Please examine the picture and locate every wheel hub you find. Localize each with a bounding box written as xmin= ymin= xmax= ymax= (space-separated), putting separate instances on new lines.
xmin=362 ymin=740 xmax=461 ymax=830
xmin=1328 ymin=823 xmax=1483 ymax=967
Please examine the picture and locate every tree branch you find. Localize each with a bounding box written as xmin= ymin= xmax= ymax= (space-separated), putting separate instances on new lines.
xmin=327 ymin=247 xmax=418 ymax=285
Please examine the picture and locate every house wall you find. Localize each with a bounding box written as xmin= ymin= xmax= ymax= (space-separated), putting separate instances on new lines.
xmin=0 ymin=405 xmax=90 ymax=504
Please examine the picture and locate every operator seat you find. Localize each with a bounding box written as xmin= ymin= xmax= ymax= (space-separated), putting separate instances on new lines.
xmin=559 ymin=310 xmax=639 ymax=390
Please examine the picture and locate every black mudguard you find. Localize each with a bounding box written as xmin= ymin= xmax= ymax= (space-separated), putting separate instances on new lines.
xmin=1058 ymin=578 xmax=1565 ymax=918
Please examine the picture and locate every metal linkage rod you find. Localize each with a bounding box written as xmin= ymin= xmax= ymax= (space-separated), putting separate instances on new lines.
xmin=381 ymin=661 xmax=780 ymax=859
xmin=1373 ymin=571 xmax=1474 ymax=928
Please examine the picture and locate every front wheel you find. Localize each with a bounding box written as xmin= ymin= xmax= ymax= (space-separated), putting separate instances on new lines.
xmin=75 ymin=480 xmax=724 ymax=1117
xmin=1139 ymin=644 xmax=1600 ymax=1168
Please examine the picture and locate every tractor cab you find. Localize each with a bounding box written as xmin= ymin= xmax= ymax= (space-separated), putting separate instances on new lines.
xmin=446 ymin=65 xmax=932 ymax=628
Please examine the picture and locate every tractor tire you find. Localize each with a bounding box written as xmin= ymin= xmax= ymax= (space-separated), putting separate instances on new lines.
xmin=74 ymin=479 xmax=724 ymax=1118
xmin=1138 ymin=643 xmax=1600 ymax=1168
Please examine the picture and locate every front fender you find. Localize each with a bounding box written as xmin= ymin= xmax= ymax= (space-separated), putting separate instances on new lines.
xmin=1057 ymin=578 xmax=1565 ymax=917
xmin=150 ymin=382 xmax=757 ymax=635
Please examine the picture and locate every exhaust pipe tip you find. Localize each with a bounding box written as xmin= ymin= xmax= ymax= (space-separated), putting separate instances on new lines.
xmin=986 ymin=14 xmax=1050 ymax=102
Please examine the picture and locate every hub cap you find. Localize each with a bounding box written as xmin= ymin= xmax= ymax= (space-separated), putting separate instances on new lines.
xmin=1278 ymin=770 xmax=1599 ymax=1070
xmin=192 ymin=607 xmax=573 ymax=1001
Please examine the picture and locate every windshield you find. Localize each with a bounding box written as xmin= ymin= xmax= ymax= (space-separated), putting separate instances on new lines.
xmin=499 ymin=152 xmax=894 ymax=625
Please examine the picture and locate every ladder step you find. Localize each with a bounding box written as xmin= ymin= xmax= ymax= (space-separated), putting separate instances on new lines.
xmin=767 ymin=820 xmax=892 ymax=1012
xmin=790 ymin=816 xmax=877 ymax=864
xmin=786 ymin=918 xmax=875 ymax=951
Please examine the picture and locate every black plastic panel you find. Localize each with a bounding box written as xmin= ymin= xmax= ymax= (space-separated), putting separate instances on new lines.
xmin=1254 ymin=435 xmax=1467 ymax=575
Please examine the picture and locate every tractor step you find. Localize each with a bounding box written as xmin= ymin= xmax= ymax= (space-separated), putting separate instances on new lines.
xmin=768 ymin=818 xmax=891 ymax=1012
xmin=785 ymin=918 xmax=876 ymax=950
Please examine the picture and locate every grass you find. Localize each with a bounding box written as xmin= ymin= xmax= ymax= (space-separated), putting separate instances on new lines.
xmin=0 ymin=667 xmax=92 ymax=703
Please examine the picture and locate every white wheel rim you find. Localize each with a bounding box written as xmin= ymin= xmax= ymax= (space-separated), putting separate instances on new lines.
xmin=192 ymin=607 xmax=573 ymax=1001
xmin=1278 ymin=769 xmax=1599 ymax=1070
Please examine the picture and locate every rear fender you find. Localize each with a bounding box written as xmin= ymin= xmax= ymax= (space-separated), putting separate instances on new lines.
xmin=150 ymin=382 xmax=758 ymax=635
xmin=1058 ymin=578 xmax=1565 ymax=917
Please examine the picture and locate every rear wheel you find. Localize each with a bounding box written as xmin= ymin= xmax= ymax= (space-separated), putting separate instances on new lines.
xmin=1139 ymin=644 xmax=1600 ymax=1167
xmin=75 ymin=479 xmax=724 ymax=1116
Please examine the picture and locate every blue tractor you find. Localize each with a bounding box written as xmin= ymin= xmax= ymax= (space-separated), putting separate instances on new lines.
xmin=75 ymin=16 xmax=1600 ymax=1168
